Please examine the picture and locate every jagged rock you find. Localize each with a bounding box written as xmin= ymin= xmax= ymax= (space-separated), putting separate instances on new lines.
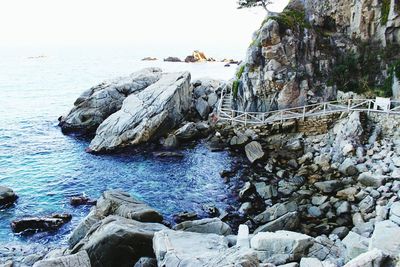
xmin=358 ymin=195 xmax=375 ymax=214
xmin=0 ymin=186 xmax=18 ymax=207
xmin=245 ymin=141 xmax=265 ymax=163
xmin=70 ymin=196 xmax=96 ymax=207
xmin=251 ymin=231 xmax=313 ymax=265
xmin=254 ymin=212 xmax=300 ymax=233
xmin=342 ymin=231 xmax=369 ymax=261
xmin=32 ymin=251 xmax=90 ymax=267
xmin=299 ymin=258 xmax=323 ymax=267
xmin=162 ymin=134 xmax=178 ymax=149
xmin=314 ymin=180 xmax=342 ymax=193
xmin=173 ymin=218 xmax=232 ymax=236
xmin=339 ymin=158 xmax=358 ymax=176
xmin=71 ymin=215 xmax=167 ymax=267
xmin=195 ymin=98 xmax=211 ymax=119
xmin=390 ymin=202 xmax=400 ymax=225
xmin=369 ymin=220 xmax=400 ymax=258
xmin=11 ymin=214 xmax=72 ymax=233
xmin=68 ymin=190 xmax=162 ymax=248
xmin=254 ymin=182 xmax=277 ymax=200
xmin=343 ymin=249 xmax=387 ymax=267
xmin=254 ymin=201 xmax=298 ymax=225
xmin=173 ymin=211 xmax=198 ymax=223
xmin=59 ymin=68 xmax=162 ymax=134
xmin=134 ymin=257 xmax=157 ymax=267
xmin=174 ymin=122 xmax=202 ymax=141
xmin=307 ymin=235 xmax=345 ymax=266
xmin=88 ymin=72 xmax=191 ymax=152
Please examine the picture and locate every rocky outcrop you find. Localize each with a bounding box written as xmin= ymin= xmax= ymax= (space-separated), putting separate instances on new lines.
xmin=173 ymin=218 xmax=232 ymax=236
xmin=32 ymin=251 xmax=90 ymax=267
xmin=0 ymin=186 xmax=18 ymax=207
xmin=88 ymin=72 xmax=191 ymax=152
xmin=184 ymin=50 xmax=215 ymax=63
xmin=164 ymin=57 xmax=182 ymax=62
xmin=11 ymin=214 xmax=72 ymax=234
xmin=234 ymin=0 xmax=400 ymax=112
xmin=59 ymin=68 xmax=162 ymax=134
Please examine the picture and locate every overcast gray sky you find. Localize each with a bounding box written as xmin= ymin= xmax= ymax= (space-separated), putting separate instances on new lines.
xmin=1 ymin=0 xmax=288 ymax=47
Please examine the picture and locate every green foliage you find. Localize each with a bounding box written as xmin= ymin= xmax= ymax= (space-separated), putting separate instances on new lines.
xmin=237 ymin=65 xmax=245 ymax=79
xmin=269 ymin=9 xmax=311 ymax=33
xmin=381 ymin=0 xmax=390 ymax=24
xmin=232 ymin=80 xmax=240 ymax=99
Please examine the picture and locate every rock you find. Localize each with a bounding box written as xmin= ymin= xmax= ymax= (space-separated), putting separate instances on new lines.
xmin=343 ymin=249 xmax=387 ymax=267
xmin=230 ymin=133 xmax=249 ymax=146
xmin=299 ymin=258 xmax=323 ymax=267
xmin=173 ymin=211 xmax=198 ymax=223
xmin=174 ymin=122 xmax=199 ymax=141
xmin=369 ymin=220 xmax=400 ymax=258
xmin=142 ymin=57 xmax=157 ymax=61
xmin=68 ymin=210 xmax=102 ymax=248
xmin=239 ymin=202 xmax=252 ymax=214
xmin=339 ymin=158 xmax=358 ymax=176
xmin=207 ymin=93 xmax=219 ymax=107
xmin=336 ymin=201 xmax=350 ymax=215
xmin=153 ymin=151 xmax=184 ymax=158
xmin=245 ymin=141 xmax=265 ymax=163
xmin=195 ymin=98 xmax=211 ymax=119
xmin=239 ymin=182 xmax=253 ymax=199
xmin=88 ymin=72 xmax=191 ymax=152
xmin=251 ymin=231 xmax=313 ymax=265
xmin=162 ymin=134 xmax=178 ymax=149
xmin=164 ymin=57 xmax=182 ymax=62
xmin=0 ymin=186 xmax=18 ymax=207
xmin=314 ymin=181 xmax=342 ymax=193
xmin=134 ymin=257 xmax=157 ymax=267
xmin=254 ymin=211 xmax=300 ymax=233
xmin=11 ymin=214 xmax=72 ymax=233
xmin=59 ymin=68 xmax=162 ymax=134
xmin=173 ymin=218 xmax=232 ymax=236
xmin=32 ymin=251 xmax=90 ymax=267
xmin=358 ymin=172 xmax=386 ymax=188
xmin=342 ymin=231 xmax=369 ymax=261
xmin=253 ymin=201 xmax=298 ymax=224
xmin=331 ymin=226 xmax=350 ymax=239
xmin=308 ymin=206 xmax=322 ymax=218
xmin=71 ymin=215 xmax=167 ymax=267
xmin=255 ymin=182 xmax=277 ymax=200
xmin=70 ymin=196 xmax=96 ymax=207
xmin=336 ymin=187 xmax=359 ymax=201
xmin=390 ymin=201 xmax=400 ymax=225
xmin=311 ymin=196 xmax=328 ymax=206
xmin=358 ymin=196 xmax=375 ymax=214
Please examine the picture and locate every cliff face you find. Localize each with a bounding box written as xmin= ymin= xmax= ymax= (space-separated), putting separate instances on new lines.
xmin=235 ymin=0 xmax=400 ymax=112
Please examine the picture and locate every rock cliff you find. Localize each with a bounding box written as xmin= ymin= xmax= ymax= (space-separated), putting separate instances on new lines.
xmin=234 ymin=0 xmax=400 ymax=112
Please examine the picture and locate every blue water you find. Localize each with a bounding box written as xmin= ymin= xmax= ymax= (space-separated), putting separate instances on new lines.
xmin=0 ymin=46 xmax=240 ymax=247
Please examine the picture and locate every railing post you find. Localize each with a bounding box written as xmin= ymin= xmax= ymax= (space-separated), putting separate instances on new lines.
xmin=323 ymin=103 xmax=326 ymax=115
xmin=348 ymin=99 xmax=351 ymax=112
xmin=231 ymin=110 xmax=234 ymax=124
xmin=244 ymin=112 xmax=247 ymax=126
xmin=302 ymin=106 xmax=306 ymax=121
xmin=368 ymin=100 xmax=371 ymax=115
xmin=280 ymin=111 xmax=283 ymax=123
xmin=262 ymin=113 xmax=265 ymax=124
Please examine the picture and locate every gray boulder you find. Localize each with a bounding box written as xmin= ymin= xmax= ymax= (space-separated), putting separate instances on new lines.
xmin=369 ymin=220 xmax=400 ymax=258
xmin=343 ymin=249 xmax=387 ymax=267
xmin=59 ymin=68 xmax=162 ymax=134
xmin=88 ymin=72 xmax=191 ymax=152
xmin=195 ymin=98 xmax=211 ymax=119
xmin=342 ymin=231 xmax=369 ymax=261
xmin=357 ymin=172 xmax=386 ymax=188
xmin=250 ymin=231 xmax=313 ymax=265
xmin=0 ymin=186 xmax=18 ymax=207
xmin=245 ymin=141 xmax=265 ymax=163
xmin=390 ymin=201 xmax=400 ymax=225
xmin=173 ymin=218 xmax=232 ymax=236
xmin=71 ymin=215 xmax=167 ymax=267
xmin=32 ymin=251 xmax=90 ymax=267
xmin=254 ymin=212 xmax=300 ymax=233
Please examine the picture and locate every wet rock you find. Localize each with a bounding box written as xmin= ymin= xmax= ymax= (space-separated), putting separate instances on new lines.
xmin=0 ymin=186 xmax=18 ymax=207
xmin=173 ymin=211 xmax=198 ymax=223
xmin=134 ymin=257 xmax=157 ymax=267
xmin=173 ymin=218 xmax=232 ymax=236
xmin=59 ymin=68 xmax=162 ymax=134
xmin=11 ymin=214 xmax=72 ymax=234
xmin=71 ymin=215 xmax=167 ymax=267
xmin=152 ymin=151 xmax=184 ymax=158
xmin=174 ymin=122 xmax=199 ymax=141
xmin=369 ymin=220 xmax=400 ymax=258
xmin=251 ymin=231 xmax=313 ymax=265
xmin=202 ymin=204 xmax=220 ymax=217
xmin=70 ymin=196 xmax=96 ymax=207
xmin=245 ymin=141 xmax=265 ymax=163
xmin=32 ymin=251 xmax=90 ymax=267
xmin=162 ymin=135 xmax=178 ymax=149
xmin=88 ymin=72 xmax=191 ymax=152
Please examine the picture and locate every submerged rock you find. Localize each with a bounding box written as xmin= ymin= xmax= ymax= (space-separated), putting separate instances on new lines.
xmin=11 ymin=214 xmax=72 ymax=234
xmin=88 ymin=72 xmax=191 ymax=152
xmin=59 ymin=68 xmax=162 ymax=134
xmin=70 ymin=196 xmax=96 ymax=207
xmin=0 ymin=186 xmax=18 ymax=207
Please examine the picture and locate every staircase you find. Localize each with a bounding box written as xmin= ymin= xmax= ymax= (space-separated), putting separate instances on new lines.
xmin=218 ymin=87 xmax=233 ymax=120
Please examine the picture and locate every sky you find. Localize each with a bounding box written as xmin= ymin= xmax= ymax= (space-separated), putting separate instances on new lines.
xmin=0 ymin=0 xmax=289 ymax=58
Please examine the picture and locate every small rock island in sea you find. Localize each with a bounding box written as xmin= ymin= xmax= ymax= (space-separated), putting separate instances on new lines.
xmin=3 ymin=0 xmax=400 ymax=266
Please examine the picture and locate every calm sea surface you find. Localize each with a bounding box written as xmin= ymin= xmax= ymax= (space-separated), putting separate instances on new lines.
xmin=0 ymin=46 xmax=241 ymax=247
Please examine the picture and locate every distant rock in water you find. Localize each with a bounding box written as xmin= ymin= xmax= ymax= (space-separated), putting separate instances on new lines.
xmin=11 ymin=214 xmax=72 ymax=234
xmin=0 ymin=186 xmax=18 ymax=207
xmin=185 ymin=50 xmax=215 ymax=63
xmin=163 ymin=57 xmax=182 ymax=62
xmin=141 ymin=57 xmax=157 ymax=61
xmin=59 ymin=68 xmax=162 ymax=135
xmin=88 ymin=72 xmax=191 ymax=153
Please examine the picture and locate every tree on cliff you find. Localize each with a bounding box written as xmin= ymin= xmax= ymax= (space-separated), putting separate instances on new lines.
xmin=237 ymin=0 xmax=273 ymax=12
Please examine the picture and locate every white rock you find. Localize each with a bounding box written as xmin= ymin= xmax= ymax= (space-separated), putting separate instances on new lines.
xmin=369 ymin=220 xmax=400 ymax=257
xmin=342 ymin=231 xmax=369 ymax=261
xmin=343 ymin=249 xmax=387 ymax=267
xmin=32 ymin=251 xmax=90 ymax=267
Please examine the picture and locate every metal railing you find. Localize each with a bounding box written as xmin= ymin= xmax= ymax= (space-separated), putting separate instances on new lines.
xmin=217 ymin=87 xmax=400 ymax=126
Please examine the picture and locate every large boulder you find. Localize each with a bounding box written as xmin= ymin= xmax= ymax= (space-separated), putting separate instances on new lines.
xmin=369 ymin=220 xmax=400 ymax=258
xmin=68 ymin=190 xmax=163 ymax=248
xmin=173 ymin=218 xmax=232 ymax=236
xmin=59 ymin=68 xmax=162 ymax=134
xmin=11 ymin=214 xmax=72 ymax=234
xmin=250 ymin=231 xmax=313 ymax=265
xmin=88 ymin=72 xmax=191 ymax=152
xmin=342 ymin=231 xmax=369 ymax=261
xmin=0 ymin=186 xmax=18 ymax=207
xmin=343 ymin=249 xmax=387 ymax=267
xmin=32 ymin=251 xmax=90 ymax=267
xmin=153 ymin=229 xmax=258 ymax=266
xmin=71 ymin=216 xmax=167 ymax=267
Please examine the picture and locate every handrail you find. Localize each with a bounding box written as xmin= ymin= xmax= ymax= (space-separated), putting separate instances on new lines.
xmin=217 ymin=97 xmax=400 ymax=126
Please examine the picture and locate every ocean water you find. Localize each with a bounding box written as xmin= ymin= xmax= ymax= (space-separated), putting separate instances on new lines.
xmin=0 ymin=46 xmax=241 ymax=247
